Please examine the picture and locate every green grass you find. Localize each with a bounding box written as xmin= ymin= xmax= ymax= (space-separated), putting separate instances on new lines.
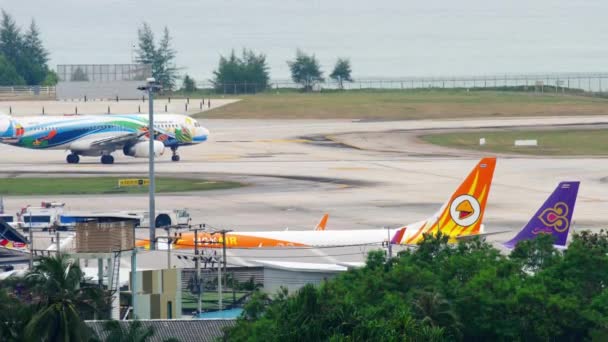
xmin=0 ymin=177 xmax=243 ymax=195
xmin=182 ymin=291 xmax=249 ymax=311
xmin=421 ymin=129 xmax=608 ymax=156
xmin=193 ymin=89 xmax=608 ymax=120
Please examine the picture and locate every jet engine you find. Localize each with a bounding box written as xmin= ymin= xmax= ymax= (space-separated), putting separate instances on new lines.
xmin=123 ymin=141 xmax=165 ymax=158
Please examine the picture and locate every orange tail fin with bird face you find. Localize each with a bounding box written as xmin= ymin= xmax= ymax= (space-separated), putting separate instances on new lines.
xmin=402 ymin=157 xmax=496 ymax=244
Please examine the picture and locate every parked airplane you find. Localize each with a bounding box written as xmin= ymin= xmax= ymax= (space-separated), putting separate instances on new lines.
xmin=140 ymin=157 xmax=497 ymax=249
xmin=0 ymin=113 xmax=209 ymax=164
xmin=503 ymin=181 xmax=579 ymax=249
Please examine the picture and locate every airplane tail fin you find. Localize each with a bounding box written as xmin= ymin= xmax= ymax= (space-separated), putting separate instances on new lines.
xmin=391 ymin=227 xmax=406 ymax=244
xmin=403 ymin=157 xmax=497 ymax=244
xmin=0 ymin=113 xmax=22 ymax=140
xmin=503 ymin=181 xmax=579 ymax=249
xmin=315 ymin=214 xmax=329 ymax=231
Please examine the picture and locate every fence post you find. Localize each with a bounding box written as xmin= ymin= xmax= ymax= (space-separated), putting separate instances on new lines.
xmin=108 ymin=106 xmax=111 ymax=114
xmin=138 ymin=105 xmax=141 ymax=113
xmin=42 ymin=107 xmax=45 ymax=115
xmin=75 ymin=106 xmax=78 ymax=115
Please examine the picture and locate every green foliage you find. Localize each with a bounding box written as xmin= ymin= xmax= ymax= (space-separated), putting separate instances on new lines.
xmin=287 ymin=49 xmax=324 ymax=91
xmin=0 ymin=288 xmax=33 ymax=341
xmin=42 ymin=69 xmax=58 ymax=86
xmin=212 ymin=49 xmax=270 ymax=94
xmin=182 ymin=74 xmax=196 ymax=92
xmin=0 ymin=254 xmax=111 ymax=341
xmin=0 ymin=54 xmax=24 ymax=85
xmin=329 ymin=58 xmax=353 ymax=89
xmin=225 ymin=231 xmax=608 ymax=341
xmin=136 ymin=23 xmax=179 ymax=90
xmin=0 ymin=11 xmax=49 ymax=85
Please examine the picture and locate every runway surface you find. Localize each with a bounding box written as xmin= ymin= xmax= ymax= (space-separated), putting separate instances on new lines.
xmin=2 ymin=115 xmax=608 ymax=268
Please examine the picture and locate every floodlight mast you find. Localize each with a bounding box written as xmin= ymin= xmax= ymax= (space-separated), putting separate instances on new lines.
xmin=138 ymin=77 xmax=161 ymax=250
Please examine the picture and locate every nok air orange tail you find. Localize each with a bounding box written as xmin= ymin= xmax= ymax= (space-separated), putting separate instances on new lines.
xmin=402 ymin=157 xmax=496 ymax=244
xmin=315 ymin=214 xmax=329 ymax=231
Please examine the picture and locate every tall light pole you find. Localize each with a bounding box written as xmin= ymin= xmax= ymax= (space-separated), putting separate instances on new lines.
xmin=138 ymin=78 xmax=161 ymax=250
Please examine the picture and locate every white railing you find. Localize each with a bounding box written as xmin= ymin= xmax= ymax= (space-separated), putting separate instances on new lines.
xmin=0 ymin=86 xmax=56 ymax=98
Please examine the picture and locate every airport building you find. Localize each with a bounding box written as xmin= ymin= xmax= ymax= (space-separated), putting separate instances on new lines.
xmin=56 ymin=64 xmax=151 ymax=100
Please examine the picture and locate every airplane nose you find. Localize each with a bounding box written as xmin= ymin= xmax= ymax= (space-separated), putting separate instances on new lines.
xmin=195 ymin=126 xmax=209 ymax=141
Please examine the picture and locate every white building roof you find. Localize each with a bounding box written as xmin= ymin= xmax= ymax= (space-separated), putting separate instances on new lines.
xmin=252 ymin=260 xmax=347 ymax=273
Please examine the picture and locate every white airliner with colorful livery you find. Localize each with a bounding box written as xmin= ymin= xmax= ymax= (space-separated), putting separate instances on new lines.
xmin=0 ymin=113 xmax=209 ymax=164
xmin=139 ymin=158 xmax=497 ymax=249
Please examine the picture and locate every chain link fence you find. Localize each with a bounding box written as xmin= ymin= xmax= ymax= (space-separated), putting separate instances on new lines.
xmin=194 ymin=72 xmax=608 ymax=96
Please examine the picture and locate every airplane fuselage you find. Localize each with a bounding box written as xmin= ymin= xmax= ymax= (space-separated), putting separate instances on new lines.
xmin=0 ymin=113 xmax=209 ymax=163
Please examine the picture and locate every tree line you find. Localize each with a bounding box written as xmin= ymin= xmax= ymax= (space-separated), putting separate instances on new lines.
xmin=226 ymin=231 xmax=608 ymax=341
xmin=200 ymin=48 xmax=353 ymax=94
xmin=0 ymin=10 xmax=55 ymax=86
xmin=0 ymin=10 xmax=351 ymax=94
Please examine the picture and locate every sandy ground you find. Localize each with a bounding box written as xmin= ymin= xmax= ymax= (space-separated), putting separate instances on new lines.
xmin=2 ymin=114 xmax=608 ymax=268
xmin=0 ymin=98 xmax=239 ymax=116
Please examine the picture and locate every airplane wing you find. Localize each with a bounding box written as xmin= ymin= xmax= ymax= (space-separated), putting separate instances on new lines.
xmin=455 ymin=230 xmax=511 ymax=241
xmin=89 ymin=131 xmax=146 ymax=149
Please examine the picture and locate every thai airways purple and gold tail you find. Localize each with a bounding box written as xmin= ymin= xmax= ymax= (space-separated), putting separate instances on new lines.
xmin=503 ymin=181 xmax=579 ymax=249
xmin=400 ymin=157 xmax=496 ymax=244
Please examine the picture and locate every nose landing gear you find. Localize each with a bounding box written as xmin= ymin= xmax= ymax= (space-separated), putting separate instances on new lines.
xmin=171 ymin=147 xmax=180 ymax=162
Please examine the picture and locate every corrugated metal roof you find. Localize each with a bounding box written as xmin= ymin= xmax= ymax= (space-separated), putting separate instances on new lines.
xmin=253 ymin=260 xmax=348 ymax=272
xmin=86 ymin=319 xmax=236 ymax=342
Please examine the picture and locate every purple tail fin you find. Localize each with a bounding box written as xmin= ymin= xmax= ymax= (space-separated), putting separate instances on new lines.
xmin=503 ymin=181 xmax=580 ymax=249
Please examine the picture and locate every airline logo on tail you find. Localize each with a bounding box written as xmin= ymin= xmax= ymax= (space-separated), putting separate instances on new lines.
xmin=536 ymin=202 xmax=570 ymax=233
xmin=402 ymin=157 xmax=496 ymax=244
xmin=504 ymin=181 xmax=579 ymax=249
xmin=450 ymin=195 xmax=481 ymax=226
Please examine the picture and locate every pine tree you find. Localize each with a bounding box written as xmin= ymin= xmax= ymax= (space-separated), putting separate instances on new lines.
xmin=182 ymin=74 xmax=196 ymax=92
xmin=212 ymin=49 xmax=270 ymax=94
xmin=330 ymin=58 xmax=353 ymax=89
xmin=135 ymin=23 xmax=156 ymax=66
xmin=0 ymin=10 xmax=22 ymax=65
xmin=156 ymin=27 xmax=178 ymax=90
xmin=23 ymin=20 xmax=48 ymax=67
xmin=135 ymin=23 xmax=179 ymax=91
xmin=0 ymin=11 xmax=50 ymax=85
xmin=287 ymin=49 xmax=324 ymax=91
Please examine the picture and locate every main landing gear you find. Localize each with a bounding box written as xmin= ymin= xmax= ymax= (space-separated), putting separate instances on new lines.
xmin=66 ymin=153 xmax=80 ymax=164
xmin=101 ymin=155 xmax=114 ymax=164
xmin=171 ymin=147 xmax=180 ymax=162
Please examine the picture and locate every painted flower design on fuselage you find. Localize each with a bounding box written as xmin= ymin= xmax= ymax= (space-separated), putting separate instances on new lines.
xmin=175 ymin=126 xmax=193 ymax=143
